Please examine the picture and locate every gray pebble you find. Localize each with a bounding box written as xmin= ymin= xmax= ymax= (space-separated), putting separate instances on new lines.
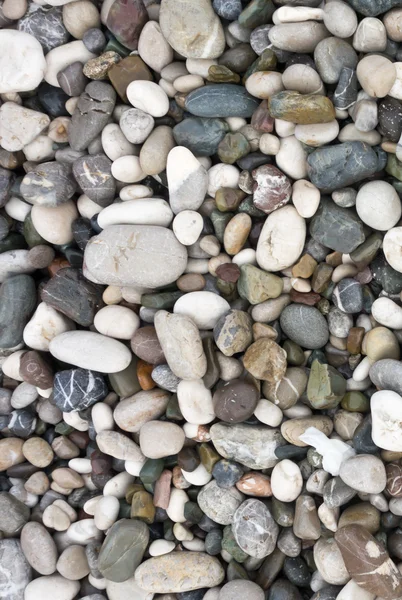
xmin=73 ymin=154 xmax=116 ymax=207
xmin=69 ymin=82 xmax=116 ymax=152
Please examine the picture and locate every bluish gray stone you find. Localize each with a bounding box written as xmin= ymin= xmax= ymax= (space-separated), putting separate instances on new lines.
xmin=310 ymin=198 xmax=365 ymax=254
xmin=213 ymin=0 xmax=242 ymax=20
xmin=332 ymin=279 xmax=363 ymax=314
xmin=20 ymin=161 xmax=77 ymax=207
xmin=173 ymin=118 xmax=228 ymax=156
xmin=307 ymin=142 xmax=380 ymax=192
xmin=0 ymin=167 xmax=14 ymax=209
xmin=73 ymin=154 xmax=116 ymax=207
xmin=185 ymin=85 xmax=259 ymax=118
xmin=0 ymin=275 xmax=36 ymax=348
xmin=280 ymin=304 xmax=329 ymax=350
xmin=314 ymin=37 xmax=358 ymax=85
xmin=69 ymin=82 xmax=116 ymax=152
xmin=369 ymin=359 xmax=402 ymax=396
xmin=348 ymin=0 xmax=402 ymax=16
xmin=7 ymin=410 xmax=36 ymax=439
xmin=0 ymin=539 xmax=32 ymax=600
xmin=333 ymin=67 xmax=357 ymax=110
xmin=0 ymin=493 xmax=30 ymax=535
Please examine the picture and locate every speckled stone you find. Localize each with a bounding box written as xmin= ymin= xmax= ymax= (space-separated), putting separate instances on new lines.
xmin=18 ymin=5 xmax=69 ymax=53
xmin=0 ymin=539 xmax=32 ymax=600
xmin=53 ymin=368 xmax=108 ymax=412
xmin=280 ymin=304 xmax=329 ymax=350
xmin=233 ymin=498 xmax=279 ymax=558
xmin=185 ymin=85 xmax=259 ymax=118
xmin=73 ymin=154 xmax=115 ymax=207
xmin=0 ymin=274 xmax=36 ymax=348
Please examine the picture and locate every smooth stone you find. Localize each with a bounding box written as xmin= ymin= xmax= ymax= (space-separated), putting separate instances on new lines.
xmin=21 ymin=522 xmax=57 ymax=575
xmin=98 ymin=519 xmax=149 ymax=582
xmin=173 ymin=291 xmax=229 ymax=329
xmin=108 ymin=55 xmax=152 ymax=103
xmin=20 ymin=162 xmax=75 ymax=208
xmin=0 ymin=492 xmax=30 ymax=535
xmin=131 ymin=327 xmax=165 ymax=366
xmin=213 ymin=379 xmax=259 ymax=423
xmin=280 ymin=304 xmax=328 ymax=350
xmin=101 ymin=123 xmax=136 ymax=161
xmin=18 ymin=5 xmax=69 ymax=53
xmin=0 ymin=274 xmax=36 ymax=348
xmin=159 ymin=0 xmax=225 ymax=59
xmin=41 ymin=267 xmax=102 ymax=327
xmin=84 ymin=225 xmax=187 ymax=288
xmin=307 ymin=142 xmax=380 ymax=193
xmin=197 ymin=480 xmax=244 ymax=525
xmin=140 ymin=126 xmax=175 ymax=176
xmin=0 ymin=103 xmax=50 ymax=152
xmin=185 ymin=85 xmax=259 ymax=118
xmin=138 ymin=21 xmax=173 ymax=73
xmin=45 ymin=40 xmax=95 ymax=88
xmin=335 ymin=524 xmax=402 ymax=598
xmin=154 ymin=311 xmax=206 ymax=380
xmin=314 ymin=37 xmax=357 ymax=85
xmin=357 ymin=55 xmax=396 ymax=98
xmin=307 ymin=360 xmax=346 ymax=409
xmin=23 ymin=302 xmax=74 ymax=351
xmin=332 ymin=279 xmax=363 ymax=314
xmin=339 ymin=454 xmax=386 ymax=494
xmin=233 ymin=498 xmax=278 ymax=558
xmin=73 ymin=155 xmax=115 ymax=207
xmin=173 ymin=118 xmax=227 ymax=157
xmin=356 ymin=181 xmax=401 ymax=231
xmin=338 ymin=502 xmax=380 ymax=534
xmin=251 ymin=164 xmax=291 ymax=214
xmin=214 ymin=309 xmax=253 ymax=357
xmin=244 ymin=338 xmax=287 ymax=383
xmin=69 ymin=82 xmax=116 ymax=152
xmin=210 ymin=423 xmax=286 ymax=469
xmin=0 ymin=30 xmax=46 ymax=94
xmin=256 ymin=205 xmax=306 ymax=272
xmin=371 ymin=390 xmax=402 ymax=451
xmin=384 ymin=227 xmax=402 ymax=273
xmin=0 ymin=539 xmax=32 ymax=600
xmin=126 ymin=80 xmax=169 ymax=118
xmin=268 ymin=22 xmax=329 ymax=53
xmin=49 ymin=331 xmax=132 ymax=374
xmin=140 ymin=421 xmax=185 ymax=459
xmin=370 ymin=359 xmax=402 ymax=395
xmin=313 ymin=538 xmax=349 ymax=586
xmin=269 ymin=91 xmax=335 ymax=124
xmin=281 ymin=416 xmax=333 ymax=447
xmin=24 ymin=576 xmax=79 ymax=600
xmin=98 ymin=199 xmax=173 ymax=229
xmin=57 ymin=545 xmax=89 ymax=580
xmin=53 ymin=368 xmax=107 ymax=413
xmin=106 ymin=0 xmax=148 ymax=51
xmin=135 ymin=552 xmax=224 ymax=593
xmin=167 ymin=147 xmax=208 ymax=214
xmin=220 ymin=581 xmax=264 ymax=600
xmin=310 ymin=197 xmax=364 ymax=254
xmin=120 ymin=108 xmax=154 ymax=144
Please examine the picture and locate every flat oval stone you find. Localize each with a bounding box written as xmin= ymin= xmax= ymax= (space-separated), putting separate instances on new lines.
xmin=21 ymin=522 xmax=57 ymax=575
xmin=24 ymin=576 xmax=79 ymax=600
xmin=49 ymin=331 xmax=132 ymax=373
xmin=213 ymin=379 xmax=259 ymax=423
xmin=339 ymin=454 xmax=386 ymax=494
xmin=20 ymin=161 xmax=76 ymax=207
xmin=313 ymin=537 xmax=349 ymax=586
xmin=335 ymin=524 xmax=402 ymax=599
xmin=174 ymin=291 xmax=229 ymax=329
xmin=256 ymin=205 xmax=306 ymax=272
xmin=233 ymin=498 xmax=279 ymax=558
xmin=185 ymin=85 xmax=259 ymax=118
xmin=173 ymin=117 xmax=228 ymax=157
xmin=369 ymin=359 xmax=402 ymax=395
xmin=0 ymin=539 xmax=31 ymax=600
xmin=307 ymin=142 xmax=380 ymax=192
xmin=84 ymin=225 xmax=187 ymax=288
xmin=210 ymin=422 xmax=286 ymax=469
xmin=280 ymin=304 xmax=329 ymax=349
xmin=98 ymin=519 xmax=149 ymax=582
xmin=0 ymin=274 xmax=36 ymax=348
xmin=159 ymin=0 xmax=225 ymax=59
xmin=135 ymin=552 xmax=224 ymax=593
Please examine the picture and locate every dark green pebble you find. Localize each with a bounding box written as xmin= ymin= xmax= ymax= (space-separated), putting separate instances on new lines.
xmin=184 ymin=501 xmax=204 ymax=524
xmin=222 ymin=525 xmax=248 ymax=562
xmin=165 ymin=393 xmax=183 ymax=421
xmin=271 ymin=497 xmax=294 ymax=528
xmin=283 ymin=340 xmax=305 ymax=366
xmin=219 ymin=44 xmax=258 ymax=74
xmin=275 ymin=445 xmax=308 ymax=461
xmin=0 ymin=233 xmax=27 ymax=253
xmin=211 ymin=210 xmax=234 ymax=242
xmin=173 ymin=117 xmax=228 ymax=157
xmin=23 ymin=213 xmax=46 ymax=247
xmin=139 ymin=458 xmax=164 ymax=484
xmin=205 ymin=529 xmax=223 ymax=555
xmin=352 ymin=414 xmax=378 ymax=454
xmin=238 ymin=195 xmax=266 ymax=217
xmin=141 ymin=291 xmax=183 ymax=309
xmin=267 ymin=578 xmax=303 ymax=600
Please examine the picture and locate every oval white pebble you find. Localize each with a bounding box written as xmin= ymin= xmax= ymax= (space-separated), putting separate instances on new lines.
xmin=98 ymin=198 xmax=173 ymax=229
xmin=270 ymin=459 xmax=303 ymax=502
xmin=94 ymin=305 xmax=140 ymax=340
xmin=174 ymin=291 xmax=230 ymax=329
xmin=111 ymin=156 xmax=145 ymax=183
xmin=94 ymin=495 xmax=120 ymax=531
xmin=356 ymin=181 xmax=401 ymax=231
xmin=149 ymin=539 xmax=176 ymax=557
xmin=173 ymin=210 xmax=204 ymax=246
xmin=127 ymin=80 xmax=169 ymax=117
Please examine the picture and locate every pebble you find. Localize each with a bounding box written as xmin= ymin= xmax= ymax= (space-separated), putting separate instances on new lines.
xmin=0 ymin=30 xmax=46 ymax=94
xmin=0 ymin=103 xmax=50 ymax=152
xmin=24 ymin=575 xmax=80 ymax=600
xmin=185 ymin=85 xmax=259 ymax=118
xmin=0 ymin=539 xmax=32 ymax=600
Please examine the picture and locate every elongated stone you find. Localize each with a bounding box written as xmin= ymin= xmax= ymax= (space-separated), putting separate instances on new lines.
xmin=135 ymin=552 xmax=225 ymax=592
xmin=233 ymin=499 xmax=279 ymax=558
xmin=335 ymin=524 xmax=402 ymax=599
xmin=0 ymin=274 xmax=36 ymax=348
xmin=99 ymin=519 xmax=149 ymax=582
xmin=185 ymin=85 xmax=259 ymax=118
xmin=269 ymin=91 xmax=335 ymax=124
xmin=84 ymin=225 xmax=187 ymax=288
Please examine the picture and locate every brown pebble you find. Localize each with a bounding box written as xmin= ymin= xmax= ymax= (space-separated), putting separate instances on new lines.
xmin=386 ymin=462 xmax=402 ymax=497
xmin=68 ymin=431 xmax=90 ymax=450
xmin=216 ymin=262 xmax=240 ymax=283
xmin=19 ymin=350 xmax=54 ymax=390
xmin=137 ymin=359 xmax=156 ymax=390
xmin=252 ymin=322 xmax=278 ymax=341
xmin=23 ymin=437 xmax=54 ymax=468
xmin=326 ymin=251 xmax=343 ymax=267
xmin=52 ymin=436 xmax=80 ymax=459
xmin=289 ymin=290 xmax=321 ymax=305
xmin=347 ymin=327 xmax=365 ymax=355
xmin=48 ymin=257 xmax=70 ymax=276
xmin=292 ymin=254 xmax=317 ymax=278
xmin=223 ymin=213 xmax=252 ymax=255
xmin=131 ymin=325 xmax=166 ymax=365
xmin=172 ymin=465 xmax=191 ymax=489
xmin=251 ymin=99 xmax=274 ymax=132
xmin=244 ymin=338 xmax=287 ymax=383
xmin=312 ymin=263 xmax=333 ymax=293
xmin=154 ymin=469 xmax=172 ymax=509
xmin=24 ymin=471 xmax=50 ymax=495
xmin=236 ymin=472 xmax=272 ymax=496
xmin=0 ymin=438 xmax=24 ymax=470
xmin=177 ymin=273 xmax=206 ymax=292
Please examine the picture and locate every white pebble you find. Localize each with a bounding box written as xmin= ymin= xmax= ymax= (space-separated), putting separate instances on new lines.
xmin=292 ymin=179 xmax=320 ymax=218
xmin=111 ymin=155 xmax=145 ymax=183
xmin=182 ymin=463 xmax=212 ymax=486
xmin=92 ymin=402 xmax=114 ymax=433
xmin=127 ymin=80 xmax=169 ymax=117
xmin=166 ymin=488 xmax=189 ymax=523
xmin=177 ymin=379 xmax=215 ymax=425
xmin=149 ymin=540 xmax=176 ymax=557
xmin=94 ymin=305 xmax=140 ymax=340
xmin=94 ymin=495 xmax=120 ymax=531
xmin=254 ymin=398 xmax=283 ymax=427
xmin=207 ymin=163 xmax=239 ymax=197
xmin=356 ymin=181 xmax=401 ymax=231
xmin=270 ymin=459 xmax=303 ymax=502
xmin=173 ymin=291 xmax=230 ymax=329
xmin=173 ymin=210 xmax=204 ymax=245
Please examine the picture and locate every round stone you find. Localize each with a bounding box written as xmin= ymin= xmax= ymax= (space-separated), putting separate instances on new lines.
xmin=220 ymin=580 xmax=264 ymax=600
xmin=280 ymin=304 xmax=329 ymax=349
xmin=213 ymin=379 xmax=259 ymax=423
xmin=271 ymin=460 xmax=303 ymax=502
xmin=0 ymin=30 xmax=46 ymax=94
xmin=197 ymin=480 xmax=244 ymax=525
xmin=356 ymin=181 xmax=401 ymax=231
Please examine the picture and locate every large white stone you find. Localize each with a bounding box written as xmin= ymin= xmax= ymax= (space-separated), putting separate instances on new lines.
xmin=384 ymin=227 xmax=402 ymax=273
xmin=371 ymin=297 xmax=402 ymax=329
xmin=127 ymin=81 xmax=169 ymax=118
xmin=0 ymin=30 xmax=46 ymax=93
xmin=173 ymin=291 xmax=230 ymax=329
xmin=94 ymin=305 xmax=140 ymax=340
xmin=24 ymin=576 xmax=79 ymax=600
xmin=371 ymin=390 xmax=402 ymax=451
xmin=270 ymin=459 xmax=303 ymax=502
xmin=31 ymin=201 xmax=78 ymax=245
xmin=356 ymin=181 xmax=401 ymax=231
xmin=49 ymin=331 xmax=132 ymax=373
xmin=256 ymin=205 xmax=306 ymax=272
xmin=0 ymin=103 xmax=49 ymax=152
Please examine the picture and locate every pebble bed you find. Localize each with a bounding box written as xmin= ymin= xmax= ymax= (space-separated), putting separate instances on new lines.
xmin=3 ymin=1 xmax=402 ymax=600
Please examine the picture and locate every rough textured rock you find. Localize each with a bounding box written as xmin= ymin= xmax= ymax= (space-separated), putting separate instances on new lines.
xmin=233 ymin=499 xmax=279 ymax=558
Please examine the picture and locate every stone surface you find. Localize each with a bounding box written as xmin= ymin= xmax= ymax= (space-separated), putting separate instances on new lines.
xmin=310 ymin=198 xmax=365 ymax=254
xmin=84 ymin=225 xmax=187 ymax=288
xmin=0 ymin=275 xmax=36 ymax=348
xmin=197 ymin=480 xmax=244 ymax=525
xmin=69 ymin=82 xmax=116 ymax=152
xmin=0 ymin=103 xmax=50 ymax=152
xmin=0 ymin=539 xmax=32 ymax=600
xmin=280 ymin=304 xmax=329 ymax=350
xmin=213 ymin=379 xmax=259 ymax=423
xmin=0 ymin=30 xmax=46 ymax=94
xmin=233 ymin=498 xmax=279 ymax=558
xmin=185 ymin=85 xmax=259 ymax=118
xmin=99 ymin=519 xmax=149 ymax=582
xmin=21 ymin=522 xmax=57 ymax=576
xmin=53 ymin=368 xmax=108 ymax=413
xmin=210 ymin=423 xmax=285 ymax=469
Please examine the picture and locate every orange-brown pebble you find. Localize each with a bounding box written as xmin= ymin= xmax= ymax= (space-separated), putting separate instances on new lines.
xmin=137 ymin=360 xmax=156 ymax=390
xmin=223 ymin=213 xmax=252 ymax=255
xmin=236 ymin=472 xmax=273 ymax=497
xmin=326 ymin=251 xmax=343 ymax=267
xmin=291 ymin=254 xmax=317 ymax=279
xmin=347 ymin=327 xmax=365 ymax=355
xmin=253 ymin=322 xmax=278 ymax=341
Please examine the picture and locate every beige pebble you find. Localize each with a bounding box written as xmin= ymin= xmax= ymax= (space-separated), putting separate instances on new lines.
xmin=25 ymin=471 xmax=50 ymax=495
xmin=53 ymin=499 xmax=77 ymax=523
xmin=384 ymin=8 xmax=402 ymax=42
xmin=357 ymin=55 xmax=396 ymax=98
xmin=2 ymin=0 xmax=27 ymax=19
xmin=208 ymin=253 xmax=231 ymax=276
xmin=63 ymin=1 xmax=100 ymax=39
xmin=292 ymin=179 xmax=320 ymax=218
xmin=331 ymin=264 xmax=359 ymax=283
xmin=295 ymin=120 xmax=339 ymax=147
xmin=282 ymin=64 xmax=323 ymax=95
xmin=199 ymin=235 xmax=221 ymax=257
xmin=23 ymin=437 xmax=54 ymax=468
xmin=223 ymin=213 xmax=251 ymax=256
xmin=43 ymin=504 xmax=71 ymax=531
xmin=259 ymin=133 xmax=280 ymax=155
xmin=52 ymin=467 xmax=85 ymax=489
xmin=0 ymin=437 xmax=24 ymax=471
xmin=245 ymin=71 xmax=284 ymax=99
xmin=174 ymin=74 xmax=204 ymax=93
xmin=291 ymin=278 xmax=311 ymax=292
xmin=57 ymin=545 xmax=90 ymax=580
